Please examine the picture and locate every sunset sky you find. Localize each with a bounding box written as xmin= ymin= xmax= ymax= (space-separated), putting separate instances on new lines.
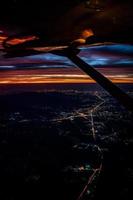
xmin=0 ymin=1 xmax=133 ymax=87
xmin=0 ymin=44 xmax=133 ymax=84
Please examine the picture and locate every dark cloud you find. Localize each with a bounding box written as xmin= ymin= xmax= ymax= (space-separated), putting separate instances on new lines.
xmin=0 ymin=0 xmax=133 ymax=45
xmin=1 ymin=50 xmax=132 ymax=85
xmin=0 ymin=44 xmax=133 ymax=70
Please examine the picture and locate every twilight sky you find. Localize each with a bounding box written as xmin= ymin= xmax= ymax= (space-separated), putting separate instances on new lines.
xmin=0 ymin=44 xmax=133 ymax=84
xmin=0 ymin=1 xmax=133 ymax=86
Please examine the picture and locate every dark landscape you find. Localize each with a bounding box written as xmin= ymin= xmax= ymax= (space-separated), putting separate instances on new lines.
xmin=0 ymin=83 xmax=132 ymax=200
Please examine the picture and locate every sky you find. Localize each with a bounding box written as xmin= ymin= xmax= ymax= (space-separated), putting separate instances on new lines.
xmin=0 ymin=44 xmax=133 ymax=84
xmin=0 ymin=1 xmax=133 ymax=45
xmin=0 ymin=1 xmax=133 ymax=87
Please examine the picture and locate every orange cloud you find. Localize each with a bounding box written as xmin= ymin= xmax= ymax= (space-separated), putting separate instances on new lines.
xmin=5 ymin=36 xmax=38 ymax=46
xmin=72 ymin=29 xmax=94 ymax=46
xmin=0 ymin=35 xmax=7 ymax=49
xmin=81 ymin=29 xmax=94 ymax=39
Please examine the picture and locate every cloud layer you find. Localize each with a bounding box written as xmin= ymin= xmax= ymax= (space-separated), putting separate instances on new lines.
xmin=0 ymin=44 xmax=133 ymax=84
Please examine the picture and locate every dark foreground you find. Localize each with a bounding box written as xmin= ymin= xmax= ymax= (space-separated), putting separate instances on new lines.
xmin=0 ymin=85 xmax=133 ymax=200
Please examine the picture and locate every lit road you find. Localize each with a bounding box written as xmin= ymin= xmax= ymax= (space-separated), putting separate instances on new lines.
xmin=77 ymin=92 xmax=105 ymax=200
xmin=51 ymin=91 xmax=105 ymax=200
xmin=90 ymin=92 xmax=105 ymax=140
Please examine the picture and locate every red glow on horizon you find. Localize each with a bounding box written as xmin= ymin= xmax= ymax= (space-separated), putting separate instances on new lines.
xmin=0 ymin=67 xmax=132 ymax=84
